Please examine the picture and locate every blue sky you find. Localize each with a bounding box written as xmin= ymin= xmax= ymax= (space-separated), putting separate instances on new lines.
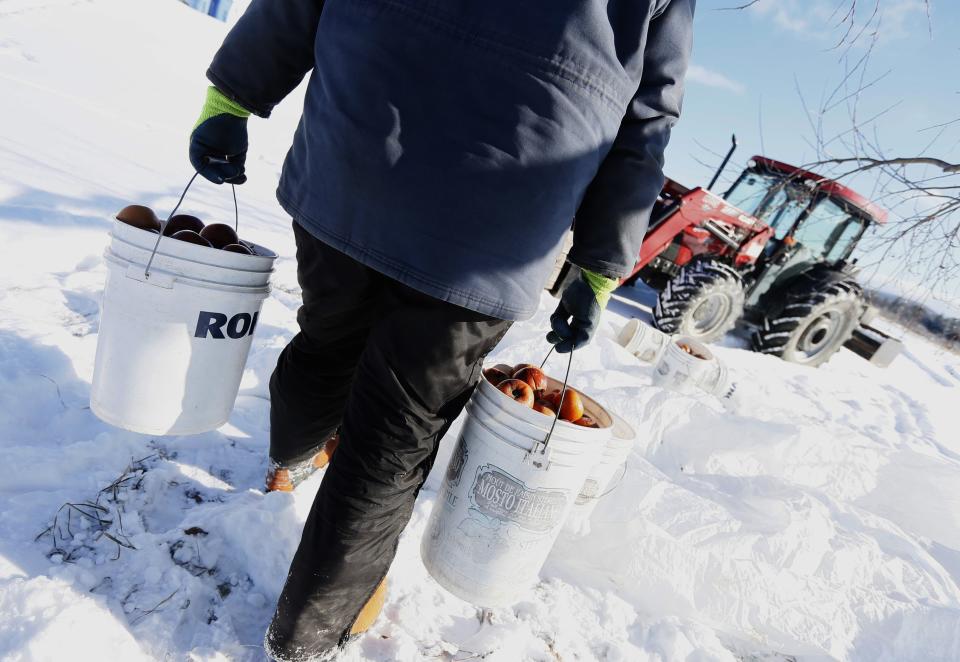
xmin=666 ymin=0 xmax=959 ymax=308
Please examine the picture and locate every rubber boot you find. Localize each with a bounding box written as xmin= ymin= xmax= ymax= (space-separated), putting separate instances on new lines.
xmin=350 ymin=579 xmax=387 ymax=635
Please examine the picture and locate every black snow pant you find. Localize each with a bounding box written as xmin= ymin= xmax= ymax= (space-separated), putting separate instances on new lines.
xmin=264 ymin=221 xmax=512 ymax=661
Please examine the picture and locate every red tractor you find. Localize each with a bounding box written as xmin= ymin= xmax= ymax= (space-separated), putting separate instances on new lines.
xmin=551 ymin=137 xmax=901 ymax=367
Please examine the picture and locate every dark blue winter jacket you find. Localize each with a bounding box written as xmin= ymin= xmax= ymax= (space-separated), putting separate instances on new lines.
xmin=209 ymin=0 xmax=695 ymax=320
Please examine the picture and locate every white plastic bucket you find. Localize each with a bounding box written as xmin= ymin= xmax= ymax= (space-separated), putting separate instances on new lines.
xmin=710 ymin=361 xmax=737 ymax=401
xmin=90 ymin=219 xmax=276 ymax=435
xmin=422 ymin=373 xmax=611 ymax=607
xmin=616 ymin=318 xmax=670 ymax=363
xmin=563 ymin=413 xmax=637 ymax=534
xmin=652 ymin=336 xmax=735 ymax=399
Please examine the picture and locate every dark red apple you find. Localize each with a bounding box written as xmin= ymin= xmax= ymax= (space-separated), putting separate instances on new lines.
xmin=171 ymin=230 xmax=213 ymax=247
xmin=199 ymin=223 xmax=239 ymax=249
xmin=483 ymin=367 xmax=511 ymax=386
xmin=116 ymin=205 xmax=160 ymax=232
xmin=162 ymin=214 xmax=204 ymax=236
xmin=222 ymin=243 xmax=254 ymax=255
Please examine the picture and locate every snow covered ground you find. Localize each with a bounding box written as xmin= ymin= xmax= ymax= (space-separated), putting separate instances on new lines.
xmin=1 ymin=1 xmax=959 ymax=660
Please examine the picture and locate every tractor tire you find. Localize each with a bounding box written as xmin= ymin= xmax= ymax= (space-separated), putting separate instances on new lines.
xmin=653 ymin=258 xmax=745 ymax=343
xmin=752 ymin=279 xmax=864 ymax=367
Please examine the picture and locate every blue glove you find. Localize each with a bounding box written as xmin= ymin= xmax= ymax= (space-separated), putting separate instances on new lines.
xmin=547 ymin=269 xmax=619 ymax=353
xmin=189 ymin=86 xmax=250 ymax=185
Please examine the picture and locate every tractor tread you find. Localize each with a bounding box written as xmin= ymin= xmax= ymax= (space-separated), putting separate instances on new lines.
xmin=653 ymin=258 xmax=745 ymax=343
xmin=752 ymin=278 xmax=864 ymax=366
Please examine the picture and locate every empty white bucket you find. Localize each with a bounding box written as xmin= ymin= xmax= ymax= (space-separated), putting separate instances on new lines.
xmin=616 ymin=318 xmax=669 ymax=363
xmin=422 ymin=372 xmax=611 ymax=607
xmin=563 ymin=413 xmax=637 ymax=535
xmin=90 ymin=219 xmax=276 ymax=435
xmin=652 ymin=336 xmax=735 ymax=399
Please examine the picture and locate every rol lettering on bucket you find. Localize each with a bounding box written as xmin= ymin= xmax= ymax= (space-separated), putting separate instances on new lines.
xmin=422 ymin=359 xmax=611 ymax=607
xmin=194 ymin=311 xmax=260 ymax=339
xmin=90 ymin=184 xmax=277 ymax=435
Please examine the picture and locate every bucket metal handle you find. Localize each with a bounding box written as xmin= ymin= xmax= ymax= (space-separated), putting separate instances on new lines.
xmin=143 ymin=166 xmax=240 ymax=279
xmin=525 ymin=347 xmax=574 ymax=469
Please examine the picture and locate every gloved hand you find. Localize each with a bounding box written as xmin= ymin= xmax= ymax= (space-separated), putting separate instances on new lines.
xmin=547 ymin=268 xmax=619 ymax=353
xmin=189 ymin=86 xmax=251 ymax=184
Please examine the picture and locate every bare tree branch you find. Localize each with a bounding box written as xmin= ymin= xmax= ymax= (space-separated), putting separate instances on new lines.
xmin=812 ymin=156 xmax=960 ymax=176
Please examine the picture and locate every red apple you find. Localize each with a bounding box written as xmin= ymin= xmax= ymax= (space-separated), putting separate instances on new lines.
xmin=492 ymin=363 xmax=514 ymax=375
xmin=483 ymin=367 xmax=510 ymax=386
xmin=496 ymin=379 xmax=535 ymax=408
xmin=572 ymin=414 xmax=599 ymax=428
xmin=544 ymin=389 xmax=584 ymax=422
xmin=513 ymin=366 xmax=547 ymax=393
xmin=533 ymin=400 xmax=556 ymax=417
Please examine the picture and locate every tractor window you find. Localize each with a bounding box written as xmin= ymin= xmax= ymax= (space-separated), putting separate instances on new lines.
xmin=824 ymin=218 xmax=864 ymax=262
xmin=724 ymin=173 xmax=781 ymax=215
xmin=758 ymin=185 xmax=810 ymax=237
xmin=790 ymin=198 xmax=855 ymax=258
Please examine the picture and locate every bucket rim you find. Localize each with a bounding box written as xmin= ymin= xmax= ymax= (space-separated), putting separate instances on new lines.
xmin=477 ymin=366 xmax=613 ymax=434
xmin=617 ymin=318 xmax=642 ymax=348
xmin=610 ymin=412 xmax=637 ymax=443
xmin=104 ymin=249 xmax=271 ymax=295
xmin=463 ymin=404 xmax=598 ymax=467
xmin=468 ymin=391 xmax=603 ymax=453
xmin=668 ymin=336 xmax=715 ymax=362
xmin=111 ymin=218 xmax=279 ymax=261
xmin=110 ymin=233 xmax=275 ymax=275
xmin=476 ymin=374 xmax=613 ymax=432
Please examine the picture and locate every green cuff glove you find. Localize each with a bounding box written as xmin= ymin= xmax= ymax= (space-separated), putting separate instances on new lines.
xmin=193 ymin=86 xmax=250 ymax=130
xmin=547 ymin=267 xmax=620 ymax=353
xmin=190 ymin=87 xmax=251 ymax=184
xmin=581 ymin=268 xmax=620 ymax=309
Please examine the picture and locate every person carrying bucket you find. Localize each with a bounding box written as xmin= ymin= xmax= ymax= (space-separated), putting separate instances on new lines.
xmin=189 ymin=0 xmax=695 ymax=659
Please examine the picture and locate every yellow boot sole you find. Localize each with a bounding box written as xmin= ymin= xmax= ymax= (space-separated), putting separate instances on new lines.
xmin=350 ymin=579 xmax=387 ymax=635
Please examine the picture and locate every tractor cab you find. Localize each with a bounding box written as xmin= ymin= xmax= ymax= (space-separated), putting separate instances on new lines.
xmin=547 ymin=141 xmax=900 ymax=367
xmin=722 ymin=156 xmax=888 ymax=308
xmin=634 ymin=145 xmax=896 ymax=366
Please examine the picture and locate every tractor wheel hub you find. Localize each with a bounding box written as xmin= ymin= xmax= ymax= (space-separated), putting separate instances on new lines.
xmin=690 ymin=293 xmax=732 ymax=335
xmin=796 ymin=310 xmax=843 ymax=360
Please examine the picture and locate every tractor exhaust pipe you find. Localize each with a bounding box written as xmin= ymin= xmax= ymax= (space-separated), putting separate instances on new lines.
xmin=708 ymin=134 xmax=738 ymax=192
